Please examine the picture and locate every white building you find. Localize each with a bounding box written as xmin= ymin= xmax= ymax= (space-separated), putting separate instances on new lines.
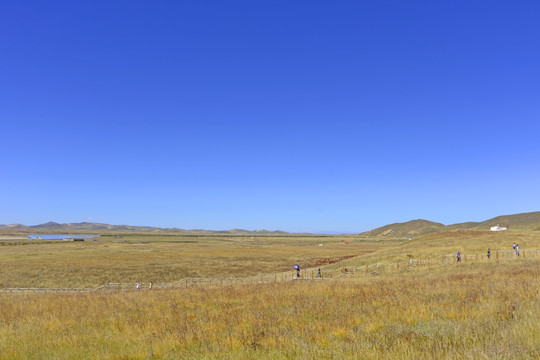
xmin=490 ymin=224 xmax=507 ymax=231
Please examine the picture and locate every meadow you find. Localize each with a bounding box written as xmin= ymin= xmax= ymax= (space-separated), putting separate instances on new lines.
xmin=0 ymin=230 xmax=539 ymax=359
xmin=0 ymin=234 xmax=390 ymax=288
xmin=336 ymin=229 xmax=539 ymax=269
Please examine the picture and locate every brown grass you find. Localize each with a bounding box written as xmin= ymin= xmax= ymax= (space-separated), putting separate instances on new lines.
xmin=0 ymin=230 xmax=538 ymax=359
xmin=336 ymin=229 xmax=540 ymax=268
xmin=0 ymin=235 xmax=388 ymax=288
xmin=0 ymin=261 xmax=538 ymax=359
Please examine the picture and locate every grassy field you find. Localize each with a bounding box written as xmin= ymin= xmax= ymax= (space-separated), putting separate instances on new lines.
xmin=0 ymin=261 xmax=538 ymax=359
xmin=0 ymin=234 xmax=391 ymax=288
xmin=4 ymin=229 xmax=535 ymax=289
xmin=0 ymin=230 xmax=538 ymax=359
xmin=338 ymin=229 xmax=540 ymax=268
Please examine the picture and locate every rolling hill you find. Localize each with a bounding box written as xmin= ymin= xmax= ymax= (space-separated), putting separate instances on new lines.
xmin=360 ymin=211 xmax=540 ymax=238
xmin=476 ymin=211 xmax=540 ymax=229
xmin=2 ymin=211 xmax=539 ymax=237
xmin=359 ymin=219 xmax=446 ymax=238
xmin=0 ymin=222 xmax=289 ymax=235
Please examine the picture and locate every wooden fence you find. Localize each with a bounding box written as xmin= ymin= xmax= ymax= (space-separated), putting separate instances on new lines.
xmin=1 ymin=249 xmax=538 ymax=294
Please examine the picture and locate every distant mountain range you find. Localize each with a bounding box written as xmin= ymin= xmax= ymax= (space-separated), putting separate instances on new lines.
xmin=0 ymin=221 xmax=289 ymax=235
xmin=360 ymin=211 xmax=540 ymax=238
xmin=1 ymin=211 xmax=539 ymax=237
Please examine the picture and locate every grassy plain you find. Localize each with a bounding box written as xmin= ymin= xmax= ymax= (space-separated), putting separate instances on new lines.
xmin=0 ymin=230 xmax=539 ymax=359
xmin=0 ymin=262 xmax=538 ymax=359
xmin=340 ymin=229 xmax=540 ymax=268
xmin=0 ymin=234 xmax=390 ymax=288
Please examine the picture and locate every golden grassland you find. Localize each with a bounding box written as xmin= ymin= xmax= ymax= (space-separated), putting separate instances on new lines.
xmin=337 ymin=229 xmax=540 ymax=268
xmin=5 ymin=229 xmax=536 ymax=289
xmin=0 ymin=261 xmax=538 ymax=359
xmin=0 ymin=235 xmax=390 ymax=288
xmin=0 ymin=230 xmax=538 ymax=359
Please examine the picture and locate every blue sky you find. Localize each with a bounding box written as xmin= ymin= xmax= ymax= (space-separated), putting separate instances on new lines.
xmin=1 ymin=1 xmax=539 ymax=233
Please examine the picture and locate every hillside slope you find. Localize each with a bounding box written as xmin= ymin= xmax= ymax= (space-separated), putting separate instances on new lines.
xmin=361 ymin=211 xmax=540 ymax=238
xmin=360 ymin=219 xmax=445 ymax=238
xmin=477 ymin=211 xmax=540 ymax=229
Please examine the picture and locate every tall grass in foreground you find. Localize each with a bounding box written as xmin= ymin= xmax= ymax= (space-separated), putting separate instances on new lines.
xmin=0 ymin=261 xmax=539 ymax=359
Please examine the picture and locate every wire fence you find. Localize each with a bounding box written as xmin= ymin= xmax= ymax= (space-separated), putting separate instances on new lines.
xmin=1 ymin=249 xmax=538 ymax=294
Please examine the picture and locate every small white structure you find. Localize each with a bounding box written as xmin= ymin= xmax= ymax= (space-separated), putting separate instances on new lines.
xmin=490 ymin=224 xmax=507 ymax=232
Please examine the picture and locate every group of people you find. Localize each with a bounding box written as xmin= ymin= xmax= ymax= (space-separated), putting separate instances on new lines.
xmin=457 ymin=249 xmax=491 ymax=262
xmin=133 ymin=243 xmax=527 ymax=290
xmin=293 ymin=264 xmax=323 ymax=278
xmin=136 ymin=281 xmax=153 ymax=290
xmin=513 ymin=242 xmax=520 ymax=256
xmin=457 ymin=243 xmax=523 ymax=262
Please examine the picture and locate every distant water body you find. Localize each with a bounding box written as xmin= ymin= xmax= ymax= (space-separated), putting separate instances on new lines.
xmin=28 ymin=234 xmax=100 ymax=240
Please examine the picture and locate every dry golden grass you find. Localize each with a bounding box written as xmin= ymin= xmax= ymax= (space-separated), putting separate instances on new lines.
xmin=0 ymin=235 xmax=389 ymax=288
xmin=0 ymin=230 xmax=538 ymax=359
xmin=337 ymin=229 xmax=540 ymax=268
xmin=0 ymin=261 xmax=538 ymax=359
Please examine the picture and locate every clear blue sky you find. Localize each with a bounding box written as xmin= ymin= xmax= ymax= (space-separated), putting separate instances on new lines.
xmin=1 ymin=1 xmax=539 ymax=233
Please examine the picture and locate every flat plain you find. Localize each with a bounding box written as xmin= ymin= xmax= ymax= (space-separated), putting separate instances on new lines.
xmin=0 ymin=229 xmax=539 ymax=359
xmin=0 ymin=234 xmax=391 ymax=288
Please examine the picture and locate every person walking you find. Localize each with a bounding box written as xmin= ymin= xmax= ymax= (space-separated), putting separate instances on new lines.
xmin=136 ymin=283 xmax=140 ymax=290
xmin=516 ymin=244 xmax=520 ymax=256
xmin=457 ymin=251 xmax=461 ymax=263
xmin=487 ymin=249 xmax=491 ymax=259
